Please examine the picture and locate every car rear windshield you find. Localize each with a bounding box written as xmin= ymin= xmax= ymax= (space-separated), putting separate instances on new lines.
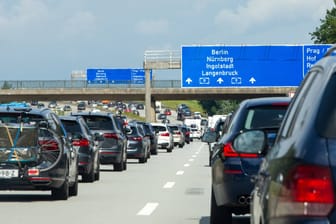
xmin=61 ymin=120 xmax=81 ymax=134
xmin=81 ymin=116 xmax=114 ymax=130
xmin=152 ymin=125 xmax=166 ymax=132
xmin=244 ymin=106 xmax=288 ymax=129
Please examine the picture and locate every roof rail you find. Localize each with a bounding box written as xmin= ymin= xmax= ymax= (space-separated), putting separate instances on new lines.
xmin=324 ymin=45 xmax=336 ymax=57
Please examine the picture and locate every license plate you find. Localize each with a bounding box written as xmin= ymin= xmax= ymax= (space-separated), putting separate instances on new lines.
xmin=0 ymin=169 xmax=19 ymax=178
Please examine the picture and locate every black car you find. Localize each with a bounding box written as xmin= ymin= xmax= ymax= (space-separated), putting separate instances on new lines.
xmin=205 ymin=97 xmax=291 ymax=224
xmin=0 ymin=104 xmax=78 ymax=200
xmin=251 ymin=46 xmax=336 ymax=224
xmin=180 ymin=125 xmax=191 ymax=144
xmin=71 ymin=112 xmax=127 ymax=171
xmin=77 ymin=102 xmax=86 ymax=111
xmin=125 ymin=122 xmax=151 ymax=163
xmin=60 ymin=115 xmax=100 ymax=182
xmin=136 ymin=121 xmax=158 ymax=155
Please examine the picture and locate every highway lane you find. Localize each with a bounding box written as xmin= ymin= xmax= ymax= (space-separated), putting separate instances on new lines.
xmin=0 ymin=140 xmax=250 ymax=224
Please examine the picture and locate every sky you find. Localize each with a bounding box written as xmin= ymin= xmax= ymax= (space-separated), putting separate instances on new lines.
xmin=0 ymin=0 xmax=334 ymax=80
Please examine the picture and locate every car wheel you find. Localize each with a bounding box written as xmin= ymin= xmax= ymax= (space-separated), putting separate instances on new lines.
xmin=94 ymin=162 xmax=100 ymax=181
xmin=82 ymin=163 xmax=95 ymax=183
xmin=151 ymin=148 xmax=158 ymax=155
xmin=123 ymin=159 xmax=127 ymax=170
xmin=210 ymin=189 xmax=232 ymax=224
xmin=69 ymin=175 xmax=78 ymax=196
xmin=114 ymin=161 xmax=123 ymax=171
xmin=52 ymin=179 xmax=69 ymax=200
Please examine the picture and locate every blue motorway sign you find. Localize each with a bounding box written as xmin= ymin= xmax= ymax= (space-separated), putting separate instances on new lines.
xmin=181 ymin=44 xmax=332 ymax=88
xmin=86 ymin=68 xmax=152 ymax=84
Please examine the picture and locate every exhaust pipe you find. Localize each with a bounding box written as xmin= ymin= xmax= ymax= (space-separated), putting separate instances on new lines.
xmin=238 ymin=196 xmax=246 ymax=204
xmin=238 ymin=195 xmax=252 ymax=204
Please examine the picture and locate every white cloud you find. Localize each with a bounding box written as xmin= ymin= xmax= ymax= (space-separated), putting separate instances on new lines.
xmin=214 ymin=0 xmax=334 ymax=36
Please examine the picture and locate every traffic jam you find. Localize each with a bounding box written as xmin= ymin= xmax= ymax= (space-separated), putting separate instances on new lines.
xmin=1 ymin=46 xmax=336 ymax=224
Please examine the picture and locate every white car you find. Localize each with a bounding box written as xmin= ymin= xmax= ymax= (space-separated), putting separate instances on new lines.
xmin=190 ymin=127 xmax=201 ymax=139
xmin=151 ymin=123 xmax=174 ymax=152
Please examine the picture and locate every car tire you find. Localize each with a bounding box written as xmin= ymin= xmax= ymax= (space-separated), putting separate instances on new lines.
xmin=210 ymin=189 xmax=232 ymax=224
xmin=94 ymin=162 xmax=100 ymax=181
xmin=82 ymin=163 xmax=95 ymax=183
xmin=69 ymin=175 xmax=78 ymax=196
xmin=52 ymin=179 xmax=69 ymax=200
xmin=139 ymin=156 xmax=147 ymax=163
xmin=114 ymin=161 xmax=123 ymax=171
xmin=123 ymin=159 xmax=127 ymax=170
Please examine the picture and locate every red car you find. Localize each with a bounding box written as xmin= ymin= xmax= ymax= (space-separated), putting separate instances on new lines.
xmin=164 ymin=108 xmax=171 ymax=116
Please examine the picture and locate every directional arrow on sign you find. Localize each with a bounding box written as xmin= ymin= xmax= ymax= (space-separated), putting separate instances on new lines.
xmin=217 ymin=78 xmax=224 ymax=84
xmin=186 ymin=78 xmax=192 ymax=84
xmin=249 ymin=77 xmax=256 ymax=84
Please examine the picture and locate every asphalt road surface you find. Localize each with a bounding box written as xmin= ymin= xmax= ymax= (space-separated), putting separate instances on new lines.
xmin=0 ymin=136 xmax=250 ymax=224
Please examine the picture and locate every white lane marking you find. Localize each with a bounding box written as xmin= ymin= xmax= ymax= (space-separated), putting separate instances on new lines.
xmin=189 ymin=158 xmax=194 ymax=162
xmin=176 ymin=170 xmax=184 ymax=175
xmin=137 ymin=203 xmax=159 ymax=216
xmin=184 ymin=163 xmax=190 ymax=167
xmin=163 ymin=182 xmax=175 ymax=189
xmin=192 ymin=155 xmax=197 ymax=158
xmin=195 ymin=151 xmax=200 ymax=154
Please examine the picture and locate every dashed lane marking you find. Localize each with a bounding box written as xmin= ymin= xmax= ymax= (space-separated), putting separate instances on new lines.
xmin=137 ymin=203 xmax=159 ymax=216
xmin=163 ymin=182 xmax=175 ymax=189
xmin=176 ymin=170 xmax=184 ymax=175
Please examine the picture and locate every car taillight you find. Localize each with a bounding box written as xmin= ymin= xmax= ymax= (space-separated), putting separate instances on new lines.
xmin=275 ymin=165 xmax=334 ymax=217
xmin=160 ymin=132 xmax=170 ymax=137
xmin=128 ymin=136 xmax=142 ymax=141
xmin=222 ymin=142 xmax=258 ymax=158
xmin=103 ymin=133 xmax=119 ymax=140
xmin=72 ymin=138 xmax=90 ymax=147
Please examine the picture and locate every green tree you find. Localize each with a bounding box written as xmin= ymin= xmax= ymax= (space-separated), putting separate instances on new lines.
xmin=199 ymin=100 xmax=239 ymax=116
xmin=1 ymin=81 xmax=12 ymax=89
xmin=310 ymin=1 xmax=336 ymax=43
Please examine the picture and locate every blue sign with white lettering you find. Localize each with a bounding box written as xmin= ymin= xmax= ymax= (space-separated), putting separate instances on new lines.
xmin=181 ymin=45 xmax=331 ymax=88
xmin=86 ymin=68 xmax=151 ymax=84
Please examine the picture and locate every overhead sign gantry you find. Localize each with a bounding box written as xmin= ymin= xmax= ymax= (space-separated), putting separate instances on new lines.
xmin=181 ymin=44 xmax=332 ymax=88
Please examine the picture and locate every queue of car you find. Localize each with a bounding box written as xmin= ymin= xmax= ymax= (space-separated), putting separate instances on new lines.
xmin=2 ymin=46 xmax=336 ymax=223
xmin=0 ymin=101 xmax=193 ymax=201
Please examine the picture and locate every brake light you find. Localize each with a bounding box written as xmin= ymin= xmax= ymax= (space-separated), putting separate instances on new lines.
xmin=103 ymin=133 xmax=119 ymax=140
xmin=72 ymin=138 xmax=90 ymax=147
xmin=28 ymin=168 xmax=39 ymax=176
xmin=222 ymin=142 xmax=258 ymax=158
xmin=275 ymin=165 xmax=334 ymax=217
xmin=160 ymin=132 xmax=170 ymax=137
xmin=128 ymin=136 xmax=142 ymax=141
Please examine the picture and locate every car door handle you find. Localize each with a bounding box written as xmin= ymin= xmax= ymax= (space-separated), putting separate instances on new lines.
xmin=259 ymin=171 xmax=270 ymax=177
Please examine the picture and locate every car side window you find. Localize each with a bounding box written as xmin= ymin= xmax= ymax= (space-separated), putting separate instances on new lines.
xmin=316 ymin=72 xmax=336 ymax=137
xmin=279 ymin=69 xmax=319 ymax=138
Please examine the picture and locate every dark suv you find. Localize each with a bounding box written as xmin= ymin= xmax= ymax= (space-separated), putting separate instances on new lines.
xmin=251 ymin=46 xmax=336 ymax=224
xmin=60 ymin=115 xmax=100 ymax=182
xmin=71 ymin=112 xmax=127 ymax=171
xmin=206 ymin=97 xmax=291 ymax=224
xmin=0 ymin=104 xmax=78 ymax=200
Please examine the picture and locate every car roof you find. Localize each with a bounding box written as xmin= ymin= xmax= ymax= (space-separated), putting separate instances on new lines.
xmin=240 ymin=97 xmax=291 ymax=108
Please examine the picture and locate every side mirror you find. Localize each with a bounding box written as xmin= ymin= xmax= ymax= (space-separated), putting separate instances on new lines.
xmin=202 ymin=130 xmax=217 ymax=143
xmin=232 ymin=130 xmax=266 ymax=154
